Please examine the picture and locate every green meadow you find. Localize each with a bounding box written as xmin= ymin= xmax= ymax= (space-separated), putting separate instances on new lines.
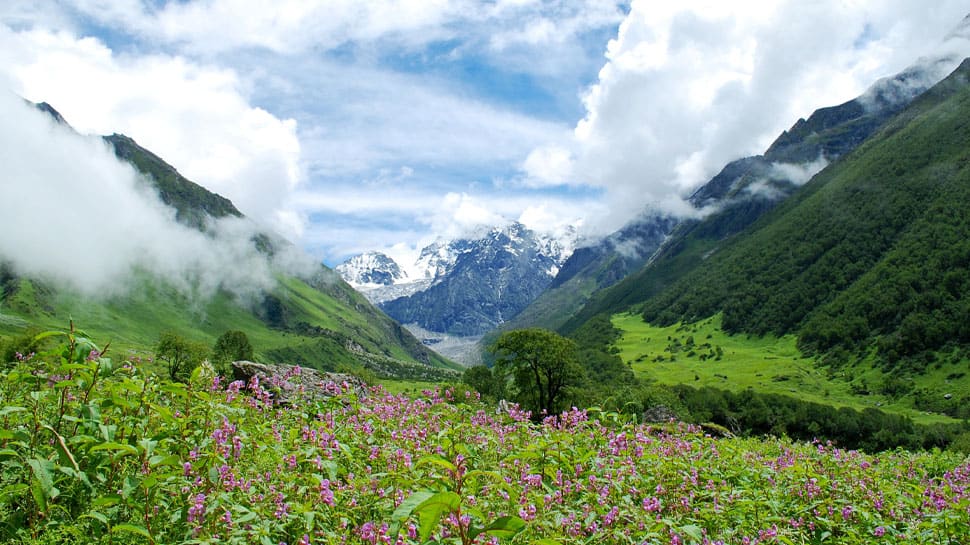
xmin=610 ymin=312 xmax=962 ymax=425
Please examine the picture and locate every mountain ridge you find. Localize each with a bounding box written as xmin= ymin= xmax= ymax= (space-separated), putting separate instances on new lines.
xmin=369 ymin=222 xmax=578 ymax=337
xmin=1 ymin=101 xmax=459 ymax=379
xmin=568 ymin=54 xmax=970 ymax=416
xmin=556 ymin=49 xmax=970 ymax=336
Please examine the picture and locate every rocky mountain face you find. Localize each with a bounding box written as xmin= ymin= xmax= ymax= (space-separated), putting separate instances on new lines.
xmin=338 ymin=222 xmax=578 ymax=337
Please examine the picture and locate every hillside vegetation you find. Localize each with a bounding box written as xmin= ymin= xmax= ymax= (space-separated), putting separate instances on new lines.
xmin=609 ymin=313 xmax=969 ymax=426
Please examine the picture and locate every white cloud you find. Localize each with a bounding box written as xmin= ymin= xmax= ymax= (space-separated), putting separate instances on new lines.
xmin=0 ymin=92 xmax=285 ymax=300
xmin=296 ymin=184 xmax=599 ymax=264
xmin=287 ymin=59 xmax=569 ymax=178
xmin=771 ymin=156 xmax=830 ymax=187
xmin=43 ymin=0 xmax=622 ymax=60
xmin=0 ymin=1 xmax=623 ymax=261
xmin=560 ymin=0 xmax=970 ymax=232
xmin=0 ymin=26 xmax=304 ymax=239
xmin=518 ymin=204 xmax=584 ymax=239
xmin=7 ymin=0 xmax=970 ymax=269
xmin=520 ymin=144 xmax=575 ymax=187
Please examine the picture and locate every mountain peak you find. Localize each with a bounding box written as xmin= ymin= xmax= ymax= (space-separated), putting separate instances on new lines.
xmin=335 ymin=252 xmax=407 ymax=286
xmin=31 ymin=101 xmax=69 ymax=127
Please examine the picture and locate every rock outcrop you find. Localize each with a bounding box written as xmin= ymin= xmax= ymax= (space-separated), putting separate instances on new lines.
xmin=231 ymin=360 xmax=368 ymax=403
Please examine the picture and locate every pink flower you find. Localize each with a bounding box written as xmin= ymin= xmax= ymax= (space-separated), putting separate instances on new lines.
xmin=642 ymin=497 xmax=662 ymax=512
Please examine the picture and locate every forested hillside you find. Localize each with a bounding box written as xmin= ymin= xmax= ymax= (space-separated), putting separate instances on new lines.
xmin=634 ymin=59 xmax=970 ymax=370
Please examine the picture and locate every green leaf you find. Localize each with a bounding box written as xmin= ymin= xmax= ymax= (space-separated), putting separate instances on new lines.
xmin=414 ymin=491 xmax=460 ymax=543
xmin=149 ymin=454 xmax=182 ymax=468
xmin=320 ymin=460 xmax=338 ymax=481
xmin=388 ymin=490 xmax=435 ymax=542
xmin=0 ymin=484 xmax=29 ymax=504
xmin=91 ymin=495 xmax=122 ymax=509
xmin=0 ymin=406 xmax=27 ymax=417
xmin=81 ymin=511 xmax=109 ymax=526
xmin=137 ymin=437 xmax=158 ymax=457
xmin=27 ymin=458 xmax=56 ymax=502
xmin=90 ymin=441 xmax=139 ymax=457
xmin=112 ymin=523 xmax=151 ymax=539
xmin=29 ymin=478 xmax=46 ymax=512
xmin=680 ymin=524 xmax=704 ymax=542
xmin=464 ymin=469 xmax=502 ymax=483
xmin=159 ymin=382 xmax=188 ymax=397
xmin=0 ymin=449 xmax=20 ymax=460
xmin=470 ymin=515 xmax=526 ymax=540
xmin=416 ymin=454 xmax=457 ymax=472
xmin=32 ymin=330 xmax=67 ymax=342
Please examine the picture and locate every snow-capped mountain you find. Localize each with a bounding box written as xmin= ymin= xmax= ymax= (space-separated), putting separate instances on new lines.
xmin=378 ymin=222 xmax=578 ymax=337
xmin=336 ymin=222 xmax=580 ymax=339
xmin=334 ymin=252 xmax=406 ymax=286
xmin=413 ymin=238 xmax=480 ymax=281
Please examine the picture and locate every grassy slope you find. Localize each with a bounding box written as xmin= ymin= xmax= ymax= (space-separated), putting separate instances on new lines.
xmin=610 ymin=313 xmax=963 ymax=424
xmin=0 ymin=272 xmax=460 ymax=379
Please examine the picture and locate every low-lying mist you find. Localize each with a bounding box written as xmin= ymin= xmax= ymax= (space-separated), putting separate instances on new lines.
xmin=0 ymin=93 xmax=316 ymax=304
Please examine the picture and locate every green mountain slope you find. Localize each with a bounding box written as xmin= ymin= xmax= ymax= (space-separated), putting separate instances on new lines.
xmin=636 ymin=58 xmax=970 ymax=366
xmin=555 ymin=59 xmax=970 ymax=424
xmin=526 ymin=62 xmax=928 ymax=347
xmin=560 ymin=61 xmax=944 ymax=336
xmin=1 ymin=104 xmax=459 ymax=379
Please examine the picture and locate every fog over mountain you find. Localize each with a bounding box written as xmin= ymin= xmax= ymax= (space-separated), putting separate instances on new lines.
xmin=0 ymin=94 xmax=313 ymax=300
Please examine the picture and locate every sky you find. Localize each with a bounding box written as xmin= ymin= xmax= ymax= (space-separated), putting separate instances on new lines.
xmin=2 ymin=1 xmax=970 ymax=270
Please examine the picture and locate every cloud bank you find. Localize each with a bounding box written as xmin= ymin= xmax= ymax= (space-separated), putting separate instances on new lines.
xmin=563 ymin=0 xmax=970 ymax=233
xmin=4 ymin=1 xmax=970 ymax=266
xmin=0 ymin=93 xmax=301 ymax=300
xmin=0 ymin=25 xmax=304 ymax=240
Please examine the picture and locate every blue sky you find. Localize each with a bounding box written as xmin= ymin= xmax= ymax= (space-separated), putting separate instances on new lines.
xmin=2 ymin=1 xmax=970 ymax=271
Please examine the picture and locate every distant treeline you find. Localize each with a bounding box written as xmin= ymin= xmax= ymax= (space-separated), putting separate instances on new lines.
xmin=663 ymin=384 xmax=964 ymax=453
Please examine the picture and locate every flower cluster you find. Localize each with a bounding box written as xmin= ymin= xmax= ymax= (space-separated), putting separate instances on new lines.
xmin=2 ymin=353 xmax=968 ymax=545
xmin=168 ymin=378 xmax=970 ymax=544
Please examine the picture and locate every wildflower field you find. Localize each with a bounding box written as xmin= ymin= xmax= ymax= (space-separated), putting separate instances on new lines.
xmin=1 ymin=329 xmax=968 ymax=544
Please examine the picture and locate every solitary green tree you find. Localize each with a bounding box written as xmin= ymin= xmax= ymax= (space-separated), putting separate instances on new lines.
xmin=491 ymin=328 xmax=585 ymax=418
xmin=212 ymin=330 xmax=254 ymax=376
xmin=156 ymin=332 xmax=209 ymax=382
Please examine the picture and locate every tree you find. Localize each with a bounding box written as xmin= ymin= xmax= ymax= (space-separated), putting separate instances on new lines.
xmin=462 ymin=365 xmax=505 ymax=400
xmin=212 ymin=330 xmax=254 ymax=375
xmin=156 ymin=332 xmax=209 ymax=382
xmin=491 ymin=328 xmax=585 ymax=418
